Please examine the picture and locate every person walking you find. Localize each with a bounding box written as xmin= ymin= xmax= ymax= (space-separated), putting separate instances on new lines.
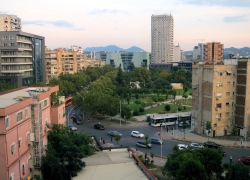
xmin=166 ymin=126 xmax=169 ymax=133
xmin=230 ymin=156 xmax=232 ymax=163
xmin=103 ymin=139 xmax=105 ymax=144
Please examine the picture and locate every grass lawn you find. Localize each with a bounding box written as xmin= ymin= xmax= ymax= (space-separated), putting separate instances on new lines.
xmin=175 ymin=98 xmax=192 ymax=106
xmin=175 ymin=89 xmax=192 ymax=96
xmin=142 ymin=103 xmax=191 ymax=115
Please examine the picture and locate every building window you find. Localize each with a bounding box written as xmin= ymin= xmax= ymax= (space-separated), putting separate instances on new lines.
xmin=44 ymin=99 xmax=48 ymax=107
xmin=233 ymin=92 xmax=235 ymax=95
xmin=219 ymin=72 xmax=223 ymax=76
xmin=217 ymin=83 xmax=223 ymax=87
xmin=18 ymin=139 xmax=22 ymax=149
xmin=233 ymin=81 xmax=235 ymax=86
xmin=10 ymin=43 xmax=15 ymax=46
xmin=3 ymin=36 xmax=8 ymax=40
xmin=227 ymin=81 xmax=230 ymax=84
xmin=226 ymin=102 xmax=230 ymax=106
xmin=11 ymin=144 xmax=15 ymax=154
xmin=226 ymin=92 xmax=230 ymax=96
xmin=5 ymin=117 xmax=10 ymax=129
xmin=22 ymin=163 xmax=25 ymax=175
xmin=17 ymin=112 xmax=23 ymax=122
xmin=226 ymin=112 xmax=230 ymax=116
xmin=216 ymin=103 xmax=222 ymax=108
xmin=226 ymin=71 xmax=232 ymax=76
xmin=26 ymin=133 xmax=30 ymax=145
xmin=9 ymin=36 xmax=15 ymax=40
xmin=9 ymin=173 xmax=14 ymax=180
xmin=25 ymin=108 xmax=28 ymax=118
xmin=216 ymin=113 xmax=222 ymax=118
xmin=3 ymin=43 xmax=8 ymax=46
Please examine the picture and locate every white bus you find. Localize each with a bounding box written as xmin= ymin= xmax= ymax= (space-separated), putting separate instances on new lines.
xmin=151 ymin=115 xmax=178 ymax=127
xmin=179 ymin=114 xmax=191 ymax=123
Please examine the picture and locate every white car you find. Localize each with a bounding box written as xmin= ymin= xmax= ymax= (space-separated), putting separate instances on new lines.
xmin=69 ymin=124 xmax=77 ymax=131
xmin=190 ymin=142 xmax=204 ymax=149
xmin=131 ymin=131 xmax=145 ymax=138
xmin=177 ymin=144 xmax=188 ymax=150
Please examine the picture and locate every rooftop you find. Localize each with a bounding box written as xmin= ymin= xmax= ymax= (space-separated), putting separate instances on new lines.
xmin=73 ymin=149 xmax=148 ymax=180
xmin=0 ymin=87 xmax=51 ymax=108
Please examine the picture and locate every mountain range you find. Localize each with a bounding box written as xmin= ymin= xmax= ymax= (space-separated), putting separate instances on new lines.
xmin=84 ymin=45 xmax=145 ymax=52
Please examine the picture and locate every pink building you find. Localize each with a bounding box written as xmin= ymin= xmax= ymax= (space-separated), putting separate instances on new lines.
xmin=0 ymin=86 xmax=65 ymax=180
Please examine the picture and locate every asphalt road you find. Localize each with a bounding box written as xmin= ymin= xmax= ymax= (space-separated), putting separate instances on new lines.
xmin=66 ymin=106 xmax=250 ymax=164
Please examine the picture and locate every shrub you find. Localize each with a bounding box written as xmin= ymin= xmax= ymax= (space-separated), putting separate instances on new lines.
xmin=133 ymin=109 xmax=140 ymax=116
xmin=178 ymin=107 xmax=182 ymax=111
xmin=158 ymin=97 xmax=165 ymax=101
xmin=165 ymin=104 xmax=171 ymax=111
xmin=139 ymin=107 xmax=145 ymax=112
xmin=184 ymin=106 xmax=186 ymax=110
xmin=134 ymin=100 xmax=141 ymax=104
xmin=151 ymin=96 xmax=158 ymax=102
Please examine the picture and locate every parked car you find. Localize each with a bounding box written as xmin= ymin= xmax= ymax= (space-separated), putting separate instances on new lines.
xmin=178 ymin=121 xmax=190 ymax=127
xmin=203 ymin=141 xmax=222 ymax=149
xmin=68 ymin=124 xmax=77 ymax=131
xmin=94 ymin=124 xmax=105 ymax=130
xmin=71 ymin=113 xmax=76 ymax=118
xmin=136 ymin=140 xmax=152 ymax=148
xmin=108 ymin=131 xmax=122 ymax=137
xmin=131 ymin=131 xmax=145 ymax=138
xmin=149 ymin=137 xmax=163 ymax=145
xmin=238 ymin=156 xmax=250 ymax=165
xmin=177 ymin=144 xmax=188 ymax=150
xmin=72 ymin=117 xmax=83 ymax=124
xmin=190 ymin=142 xmax=204 ymax=149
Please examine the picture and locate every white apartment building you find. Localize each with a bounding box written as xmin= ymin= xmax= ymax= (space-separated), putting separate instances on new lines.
xmin=173 ymin=45 xmax=181 ymax=62
xmin=0 ymin=14 xmax=21 ymax=31
xmin=151 ymin=14 xmax=174 ymax=64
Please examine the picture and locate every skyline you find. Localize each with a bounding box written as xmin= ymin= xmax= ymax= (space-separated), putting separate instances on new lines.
xmin=1 ymin=0 xmax=250 ymax=51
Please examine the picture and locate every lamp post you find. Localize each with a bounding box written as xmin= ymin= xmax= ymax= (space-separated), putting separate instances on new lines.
xmin=161 ymin=122 xmax=163 ymax=161
xmin=120 ymin=98 xmax=121 ymax=126
xmin=76 ymin=92 xmax=84 ymax=121
xmin=67 ymin=106 xmax=75 ymax=126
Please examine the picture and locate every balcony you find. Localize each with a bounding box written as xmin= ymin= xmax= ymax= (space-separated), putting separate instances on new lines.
xmin=1 ymin=69 xmax=33 ymax=73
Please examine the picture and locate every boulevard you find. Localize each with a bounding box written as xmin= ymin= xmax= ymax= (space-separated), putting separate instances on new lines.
xmin=66 ymin=106 xmax=250 ymax=164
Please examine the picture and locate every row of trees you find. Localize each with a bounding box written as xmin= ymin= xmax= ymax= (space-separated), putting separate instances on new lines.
xmin=163 ymin=146 xmax=250 ymax=180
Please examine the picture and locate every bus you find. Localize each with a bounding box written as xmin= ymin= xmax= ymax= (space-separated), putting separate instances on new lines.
xmin=179 ymin=114 xmax=191 ymax=123
xmin=65 ymin=96 xmax=73 ymax=107
xmin=151 ymin=115 xmax=178 ymax=127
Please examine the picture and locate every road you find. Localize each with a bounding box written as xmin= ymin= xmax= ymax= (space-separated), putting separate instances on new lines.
xmin=66 ymin=106 xmax=250 ymax=164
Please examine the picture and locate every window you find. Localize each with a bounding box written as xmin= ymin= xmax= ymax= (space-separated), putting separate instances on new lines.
xmin=25 ymin=108 xmax=28 ymax=118
xmin=22 ymin=163 xmax=25 ymax=175
xmin=3 ymin=36 xmax=8 ymax=40
xmin=216 ymin=103 xmax=222 ymax=108
xmin=219 ymin=72 xmax=223 ymax=76
xmin=217 ymin=83 xmax=223 ymax=87
xmin=10 ymin=43 xmax=15 ymax=46
xmin=216 ymin=113 xmax=222 ymax=118
xmin=3 ymin=43 xmax=8 ymax=46
xmin=11 ymin=144 xmax=15 ymax=154
xmin=226 ymin=92 xmax=230 ymax=96
xmin=9 ymin=173 xmax=14 ymax=180
xmin=44 ymin=99 xmax=48 ymax=107
xmin=5 ymin=117 xmax=10 ymax=129
xmin=226 ymin=71 xmax=232 ymax=76
xmin=233 ymin=81 xmax=235 ymax=86
xmin=226 ymin=112 xmax=230 ymax=116
xmin=227 ymin=81 xmax=231 ymax=84
xmin=233 ymin=92 xmax=235 ymax=95
xmin=9 ymin=36 xmax=15 ymax=40
xmin=18 ymin=139 xmax=22 ymax=149
xmin=17 ymin=112 xmax=23 ymax=122
xmin=26 ymin=133 xmax=30 ymax=145
xmin=226 ymin=102 xmax=230 ymax=106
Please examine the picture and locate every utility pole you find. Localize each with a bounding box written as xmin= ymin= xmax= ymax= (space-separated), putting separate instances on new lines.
xmin=120 ymin=98 xmax=121 ymax=126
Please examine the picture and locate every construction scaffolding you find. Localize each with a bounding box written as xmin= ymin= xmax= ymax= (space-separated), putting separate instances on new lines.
xmin=30 ymin=102 xmax=43 ymax=168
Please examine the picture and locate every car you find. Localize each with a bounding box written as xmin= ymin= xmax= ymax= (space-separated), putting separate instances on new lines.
xmin=190 ymin=142 xmax=204 ymax=149
xmin=71 ymin=113 xmax=76 ymax=118
xmin=177 ymin=144 xmax=188 ymax=150
xmin=108 ymin=131 xmax=122 ymax=137
xmin=238 ymin=156 xmax=250 ymax=165
xmin=72 ymin=117 xmax=83 ymax=124
xmin=178 ymin=121 xmax=190 ymax=127
xmin=131 ymin=131 xmax=145 ymax=138
xmin=149 ymin=137 xmax=163 ymax=145
xmin=69 ymin=124 xmax=77 ymax=131
xmin=94 ymin=124 xmax=105 ymax=130
xmin=136 ymin=140 xmax=152 ymax=148
xmin=203 ymin=141 xmax=222 ymax=149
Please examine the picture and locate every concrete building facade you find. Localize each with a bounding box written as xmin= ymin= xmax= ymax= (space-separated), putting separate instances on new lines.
xmin=173 ymin=45 xmax=181 ymax=62
xmin=0 ymin=31 xmax=45 ymax=86
xmin=0 ymin=85 xmax=65 ymax=180
xmin=204 ymin=42 xmax=223 ymax=65
xmin=0 ymin=14 xmax=21 ymax=32
xmin=96 ymin=52 xmax=150 ymax=71
xmin=192 ymin=64 xmax=237 ymax=136
xmin=151 ymin=14 xmax=174 ymax=64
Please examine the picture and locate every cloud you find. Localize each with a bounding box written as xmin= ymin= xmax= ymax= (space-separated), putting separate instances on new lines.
xmin=88 ymin=9 xmax=127 ymax=15
xmin=23 ymin=20 xmax=73 ymax=28
xmin=223 ymin=15 xmax=249 ymax=23
xmin=180 ymin=0 xmax=250 ymax=7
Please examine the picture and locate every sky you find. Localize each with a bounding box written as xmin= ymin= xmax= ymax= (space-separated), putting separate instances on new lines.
xmin=1 ymin=0 xmax=250 ymax=51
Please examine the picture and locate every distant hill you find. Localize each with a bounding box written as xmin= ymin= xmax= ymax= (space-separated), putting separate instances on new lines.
xmin=84 ymin=45 xmax=145 ymax=52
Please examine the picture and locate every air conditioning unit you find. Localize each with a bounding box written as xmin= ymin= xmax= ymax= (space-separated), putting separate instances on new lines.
xmin=216 ymin=108 xmax=219 ymax=111
xmin=28 ymin=158 xmax=34 ymax=169
xmin=30 ymin=133 xmax=35 ymax=142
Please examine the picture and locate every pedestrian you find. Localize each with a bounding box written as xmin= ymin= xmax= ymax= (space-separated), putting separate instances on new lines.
xmin=230 ymin=156 xmax=232 ymax=163
xmin=103 ymin=139 xmax=105 ymax=144
xmin=167 ymin=126 xmax=169 ymax=132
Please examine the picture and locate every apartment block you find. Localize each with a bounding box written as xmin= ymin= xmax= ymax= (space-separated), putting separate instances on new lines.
xmin=192 ymin=64 xmax=236 ymax=136
xmin=151 ymin=14 xmax=174 ymax=64
xmin=0 ymin=85 xmax=65 ymax=180
xmin=204 ymin=42 xmax=223 ymax=65
xmin=0 ymin=31 xmax=45 ymax=86
xmin=0 ymin=14 xmax=21 ymax=31
xmin=235 ymin=59 xmax=250 ymax=136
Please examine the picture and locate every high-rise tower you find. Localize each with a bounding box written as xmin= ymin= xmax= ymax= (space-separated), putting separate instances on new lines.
xmin=151 ymin=14 xmax=174 ymax=63
xmin=0 ymin=14 xmax=21 ymax=31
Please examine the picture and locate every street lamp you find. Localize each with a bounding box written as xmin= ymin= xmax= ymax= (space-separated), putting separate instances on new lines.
xmin=76 ymin=92 xmax=85 ymax=121
xmin=67 ymin=106 xmax=75 ymax=126
xmin=120 ymin=98 xmax=121 ymax=126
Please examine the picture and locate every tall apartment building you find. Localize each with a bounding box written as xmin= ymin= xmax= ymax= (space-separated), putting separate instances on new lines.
xmin=151 ymin=14 xmax=174 ymax=64
xmin=235 ymin=59 xmax=250 ymax=136
xmin=193 ymin=46 xmax=200 ymax=60
xmin=0 ymin=14 xmax=21 ymax=31
xmin=173 ymin=45 xmax=181 ymax=62
xmin=0 ymin=85 xmax=65 ymax=180
xmin=0 ymin=31 xmax=45 ymax=86
xmin=192 ymin=64 xmax=237 ymax=136
xmin=204 ymin=42 xmax=223 ymax=65
xmin=96 ymin=51 xmax=150 ymax=71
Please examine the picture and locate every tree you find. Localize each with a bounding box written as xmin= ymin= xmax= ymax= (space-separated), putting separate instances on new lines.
xmin=182 ymin=94 xmax=188 ymax=99
xmin=182 ymin=120 xmax=187 ymax=139
xmin=226 ymin=163 xmax=250 ymax=180
xmin=114 ymin=134 xmax=121 ymax=145
xmin=116 ymin=64 xmax=124 ymax=85
xmin=41 ymin=124 xmax=93 ymax=179
xmin=145 ymin=135 xmax=149 ymax=153
xmin=231 ymin=126 xmax=238 ymax=144
xmin=165 ymin=104 xmax=171 ymax=112
xmin=127 ymin=62 xmax=135 ymax=71
xmin=0 ymin=80 xmax=18 ymax=92
xmin=205 ymin=121 xmax=212 ymax=141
